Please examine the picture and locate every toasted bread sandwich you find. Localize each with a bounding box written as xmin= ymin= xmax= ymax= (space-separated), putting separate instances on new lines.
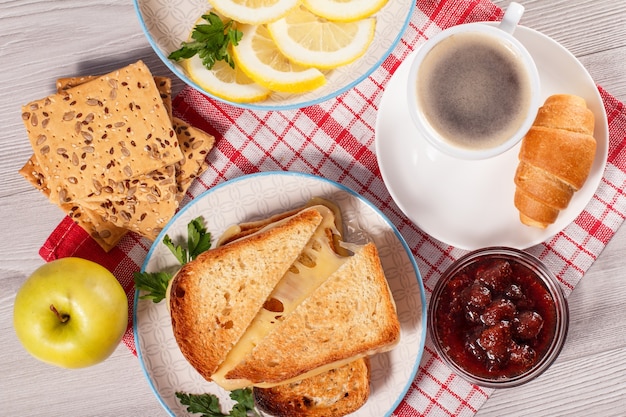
xmin=169 ymin=208 xmax=324 ymax=381
xmin=224 ymin=242 xmax=399 ymax=386
xmin=210 ymin=203 xmax=351 ymax=390
xmin=168 ymin=200 xmax=400 ymax=416
xmin=254 ymin=357 xmax=371 ymax=417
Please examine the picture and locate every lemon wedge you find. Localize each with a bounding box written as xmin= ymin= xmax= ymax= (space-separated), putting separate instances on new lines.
xmin=208 ymin=0 xmax=299 ymax=25
xmin=302 ymin=0 xmax=388 ymax=22
xmin=267 ymin=6 xmax=376 ymax=69
xmin=183 ymin=56 xmax=271 ymax=103
xmin=232 ymin=24 xmax=326 ymax=93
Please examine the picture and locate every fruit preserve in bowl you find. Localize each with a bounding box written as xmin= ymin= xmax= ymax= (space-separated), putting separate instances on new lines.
xmin=428 ymin=247 xmax=568 ymax=388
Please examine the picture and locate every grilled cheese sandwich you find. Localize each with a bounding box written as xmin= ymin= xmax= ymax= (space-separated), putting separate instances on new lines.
xmin=212 ymin=205 xmax=349 ymax=389
xmin=168 ymin=199 xmax=401 ymax=416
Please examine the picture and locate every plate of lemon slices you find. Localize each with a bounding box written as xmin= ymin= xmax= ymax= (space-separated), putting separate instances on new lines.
xmin=133 ymin=0 xmax=414 ymax=109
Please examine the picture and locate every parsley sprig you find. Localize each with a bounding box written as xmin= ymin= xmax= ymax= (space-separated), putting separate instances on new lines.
xmin=135 ymin=220 xmax=260 ymax=416
xmin=176 ymin=389 xmax=261 ymax=417
xmin=168 ymin=13 xmax=243 ymax=69
xmin=133 ymin=216 xmax=211 ymax=302
xmin=133 ymin=271 xmax=173 ymax=303
xmin=164 ymin=217 xmax=212 ymax=265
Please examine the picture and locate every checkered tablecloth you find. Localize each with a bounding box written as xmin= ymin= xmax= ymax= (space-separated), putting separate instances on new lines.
xmin=40 ymin=0 xmax=626 ymax=415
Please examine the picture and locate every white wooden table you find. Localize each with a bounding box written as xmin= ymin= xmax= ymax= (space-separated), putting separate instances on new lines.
xmin=1 ymin=0 xmax=625 ymax=415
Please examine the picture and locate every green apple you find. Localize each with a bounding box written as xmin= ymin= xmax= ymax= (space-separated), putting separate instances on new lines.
xmin=13 ymin=257 xmax=128 ymax=368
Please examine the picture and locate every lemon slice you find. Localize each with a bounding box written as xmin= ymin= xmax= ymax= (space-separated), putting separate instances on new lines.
xmin=183 ymin=56 xmax=271 ymax=103
xmin=267 ymin=6 xmax=376 ymax=69
xmin=232 ymin=24 xmax=326 ymax=93
xmin=208 ymin=0 xmax=299 ymax=25
xmin=302 ymin=0 xmax=388 ymax=21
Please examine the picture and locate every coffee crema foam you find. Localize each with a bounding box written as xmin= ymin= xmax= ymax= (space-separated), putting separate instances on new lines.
xmin=417 ymin=32 xmax=532 ymax=150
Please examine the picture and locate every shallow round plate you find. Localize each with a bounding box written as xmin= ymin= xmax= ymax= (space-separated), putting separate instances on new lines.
xmin=134 ymin=172 xmax=426 ymax=416
xmin=133 ymin=0 xmax=414 ymax=110
xmin=375 ymin=25 xmax=608 ymax=250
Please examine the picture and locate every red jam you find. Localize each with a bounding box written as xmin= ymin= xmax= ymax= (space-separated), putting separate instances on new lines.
xmin=434 ymin=257 xmax=557 ymax=379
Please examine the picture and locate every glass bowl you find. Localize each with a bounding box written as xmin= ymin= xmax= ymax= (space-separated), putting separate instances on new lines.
xmin=428 ymin=247 xmax=568 ymax=388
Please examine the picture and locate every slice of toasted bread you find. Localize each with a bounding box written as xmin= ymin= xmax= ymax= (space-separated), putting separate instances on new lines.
xmin=225 ymin=242 xmax=400 ymax=386
xmin=211 ymin=204 xmax=350 ymax=390
xmin=254 ymin=357 xmax=371 ymax=417
xmin=169 ymin=208 xmax=324 ymax=381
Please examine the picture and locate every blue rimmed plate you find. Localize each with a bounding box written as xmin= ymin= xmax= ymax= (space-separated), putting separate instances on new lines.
xmin=133 ymin=0 xmax=414 ymax=110
xmin=134 ymin=171 xmax=426 ymax=416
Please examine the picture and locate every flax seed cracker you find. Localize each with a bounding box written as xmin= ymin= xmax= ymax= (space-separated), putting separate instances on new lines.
xmin=78 ymin=119 xmax=216 ymax=240
xmin=18 ymin=155 xmax=128 ymax=251
xmin=172 ymin=117 xmax=215 ymax=202
xmin=19 ymin=63 xmax=216 ymax=249
xmin=21 ymin=60 xmax=183 ymax=206
xmin=57 ymin=75 xmax=173 ymax=120
xmin=55 ymin=74 xmax=212 ymax=203
xmin=79 ymin=164 xmax=180 ymax=240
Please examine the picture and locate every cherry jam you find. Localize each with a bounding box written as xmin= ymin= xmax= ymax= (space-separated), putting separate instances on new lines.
xmin=429 ymin=248 xmax=568 ymax=386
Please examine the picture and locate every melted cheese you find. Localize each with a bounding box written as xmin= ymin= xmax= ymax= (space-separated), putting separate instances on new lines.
xmin=211 ymin=205 xmax=351 ymax=390
xmin=216 ymin=197 xmax=349 ymax=255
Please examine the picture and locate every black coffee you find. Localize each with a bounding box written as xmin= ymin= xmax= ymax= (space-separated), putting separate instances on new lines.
xmin=417 ymin=32 xmax=532 ymax=150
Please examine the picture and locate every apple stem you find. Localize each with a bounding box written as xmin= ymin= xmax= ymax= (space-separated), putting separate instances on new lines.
xmin=49 ymin=304 xmax=70 ymax=323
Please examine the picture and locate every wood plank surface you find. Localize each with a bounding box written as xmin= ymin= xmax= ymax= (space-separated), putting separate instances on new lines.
xmin=1 ymin=0 xmax=625 ymax=416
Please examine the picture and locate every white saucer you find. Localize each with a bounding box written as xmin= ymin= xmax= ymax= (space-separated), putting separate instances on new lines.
xmin=375 ymin=25 xmax=608 ymax=250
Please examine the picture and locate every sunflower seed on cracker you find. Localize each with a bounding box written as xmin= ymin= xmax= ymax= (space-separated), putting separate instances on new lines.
xmin=22 ymin=60 xmax=183 ymax=205
xmin=57 ymin=75 xmax=173 ymax=121
xmin=172 ymin=117 xmax=215 ymax=202
xmin=18 ymin=155 xmax=128 ymax=251
xmin=19 ymin=61 xmax=216 ymax=250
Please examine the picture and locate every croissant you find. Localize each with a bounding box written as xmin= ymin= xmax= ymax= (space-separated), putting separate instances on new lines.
xmin=514 ymin=94 xmax=596 ymax=228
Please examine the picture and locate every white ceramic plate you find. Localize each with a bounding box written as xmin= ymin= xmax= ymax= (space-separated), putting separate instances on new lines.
xmin=134 ymin=172 xmax=426 ymax=416
xmin=133 ymin=0 xmax=414 ymax=110
xmin=375 ymin=25 xmax=609 ymax=250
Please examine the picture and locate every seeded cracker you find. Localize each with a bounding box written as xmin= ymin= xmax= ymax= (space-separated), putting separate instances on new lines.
xmin=54 ymin=76 xmax=211 ymax=204
xmin=64 ymin=205 xmax=129 ymax=251
xmin=77 ymin=121 xmax=214 ymax=238
xmin=19 ymin=63 xmax=216 ymax=250
xmin=57 ymin=74 xmax=180 ymax=242
xmin=15 ymin=75 xmax=176 ymax=248
xmin=21 ymin=60 xmax=183 ymax=206
xmin=172 ymin=117 xmax=215 ymax=201
xmin=77 ymin=165 xmax=179 ymax=239
xmin=18 ymin=155 xmax=128 ymax=251
xmin=19 ymin=155 xmax=47 ymax=193
xmin=19 ymin=152 xmax=177 ymax=248
xmin=57 ymin=75 xmax=173 ymax=121
xmin=55 ymin=75 xmax=98 ymax=91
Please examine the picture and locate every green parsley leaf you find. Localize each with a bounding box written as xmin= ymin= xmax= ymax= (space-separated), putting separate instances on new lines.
xmin=175 ymin=389 xmax=260 ymax=417
xmin=133 ymin=271 xmax=173 ymax=303
xmin=229 ymin=403 xmax=251 ymax=417
xmin=176 ymin=392 xmax=226 ymax=417
xmin=188 ymin=217 xmax=212 ymax=261
xmin=168 ymin=13 xmax=243 ymax=70
xmin=134 ymin=216 xmax=211 ymax=303
xmin=230 ymin=389 xmax=258 ymax=416
xmin=163 ymin=234 xmax=187 ymax=265
xmin=163 ymin=216 xmax=211 ymax=265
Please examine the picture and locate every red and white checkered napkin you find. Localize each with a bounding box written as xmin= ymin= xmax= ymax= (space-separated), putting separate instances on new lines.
xmin=40 ymin=0 xmax=626 ymax=415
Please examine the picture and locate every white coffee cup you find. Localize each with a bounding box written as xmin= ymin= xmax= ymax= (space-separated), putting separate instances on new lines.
xmin=406 ymin=2 xmax=541 ymax=160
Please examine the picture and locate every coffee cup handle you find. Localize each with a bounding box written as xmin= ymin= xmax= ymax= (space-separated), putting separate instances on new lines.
xmin=499 ymin=2 xmax=524 ymax=35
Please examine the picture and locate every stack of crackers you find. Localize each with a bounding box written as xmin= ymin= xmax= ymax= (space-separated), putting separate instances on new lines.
xmin=19 ymin=60 xmax=215 ymax=252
